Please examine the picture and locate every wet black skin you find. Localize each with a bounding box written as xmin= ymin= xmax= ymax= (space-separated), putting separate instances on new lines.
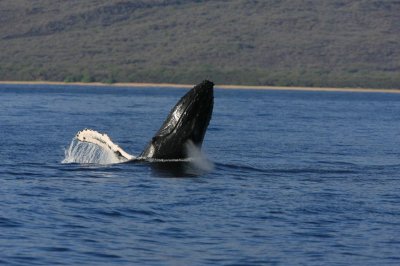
xmin=140 ymin=80 xmax=214 ymax=159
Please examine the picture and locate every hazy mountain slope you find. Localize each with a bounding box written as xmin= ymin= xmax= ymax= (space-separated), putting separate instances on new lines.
xmin=1 ymin=0 xmax=399 ymax=88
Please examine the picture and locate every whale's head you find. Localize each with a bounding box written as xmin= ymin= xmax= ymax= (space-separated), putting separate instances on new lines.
xmin=141 ymin=80 xmax=214 ymax=159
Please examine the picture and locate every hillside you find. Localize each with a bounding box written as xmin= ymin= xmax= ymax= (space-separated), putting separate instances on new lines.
xmin=0 ymin=0 xmax=399 ymax=88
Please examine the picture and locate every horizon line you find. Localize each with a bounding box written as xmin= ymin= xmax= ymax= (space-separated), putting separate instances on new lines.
xmin=0 ymin=80 xmax=399 ymax=94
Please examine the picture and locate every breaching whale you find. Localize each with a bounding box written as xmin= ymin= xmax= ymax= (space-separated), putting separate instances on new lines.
xmin=141 ymin=80 xmax=214 ymax=159
xmin=73 ymin=80 xmax=214 ymax=162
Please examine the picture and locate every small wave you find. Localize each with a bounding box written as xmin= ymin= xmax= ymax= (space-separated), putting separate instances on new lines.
xmin=0 ymin=217 xmax=22 ymax=228
xmin=216 ymin=162 xmax=268 ymax=173
xmin=269 ymin=168 xmax=357 ymax=175
xmin=216 ymin=162 xmax=358 ymax=175
xmin=62 ymin=138 xmax=128 ymax=165
xmin=82 ymin=251 xmax=121 ymax=259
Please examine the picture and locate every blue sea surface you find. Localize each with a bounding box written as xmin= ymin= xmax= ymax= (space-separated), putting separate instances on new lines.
xmin=1 ymin=84 xmax=400 ymax=265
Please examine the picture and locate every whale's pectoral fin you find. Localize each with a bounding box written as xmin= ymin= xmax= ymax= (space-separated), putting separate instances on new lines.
xmin=76 ymin=129 xmax=135 ymax=160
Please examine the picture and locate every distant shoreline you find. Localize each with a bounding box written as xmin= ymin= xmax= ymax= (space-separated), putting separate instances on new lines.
xmin=0 ymin=81 xmax=399 ymax=94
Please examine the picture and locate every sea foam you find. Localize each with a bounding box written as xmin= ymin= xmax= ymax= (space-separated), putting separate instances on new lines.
xmin=62 ymin=138 xmax=128 ymax=165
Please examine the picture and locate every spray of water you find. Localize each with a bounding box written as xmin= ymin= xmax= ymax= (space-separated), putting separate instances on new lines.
xmin=62 ymin=138 xmax=128 ymax=165
xmin=185 ymin=140 xmax=214 ymax=172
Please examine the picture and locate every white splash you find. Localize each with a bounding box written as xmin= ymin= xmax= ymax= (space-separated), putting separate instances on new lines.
xmin=62 ymin=129 xmax=134 ymax=165
xmin=75 ymin=129 xmax=134 ymax=160
xmin=185 ymin=140 xmax=214 ymax=172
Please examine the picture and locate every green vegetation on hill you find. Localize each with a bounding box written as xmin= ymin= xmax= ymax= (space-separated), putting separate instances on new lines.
xmin=0 ymin=0 xmax=399 ymax=88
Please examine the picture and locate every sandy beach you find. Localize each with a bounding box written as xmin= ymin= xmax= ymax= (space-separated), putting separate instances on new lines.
xmin=0 ymin=81 xmax=399 ymax=94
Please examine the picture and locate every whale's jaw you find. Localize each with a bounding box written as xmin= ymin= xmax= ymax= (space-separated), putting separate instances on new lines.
xmin=141 ymin=80 xmax=214 ymax=160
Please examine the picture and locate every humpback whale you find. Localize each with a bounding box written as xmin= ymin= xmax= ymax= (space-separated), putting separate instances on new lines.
xmin=141 ymin=80 xmax=214 ymax=159
xmin=72 ymin=80 xmax=214 ymax=162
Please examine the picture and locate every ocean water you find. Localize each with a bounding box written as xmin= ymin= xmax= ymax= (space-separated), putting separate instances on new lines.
xmin=1 ymin=84 xmax=400 ymax=265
